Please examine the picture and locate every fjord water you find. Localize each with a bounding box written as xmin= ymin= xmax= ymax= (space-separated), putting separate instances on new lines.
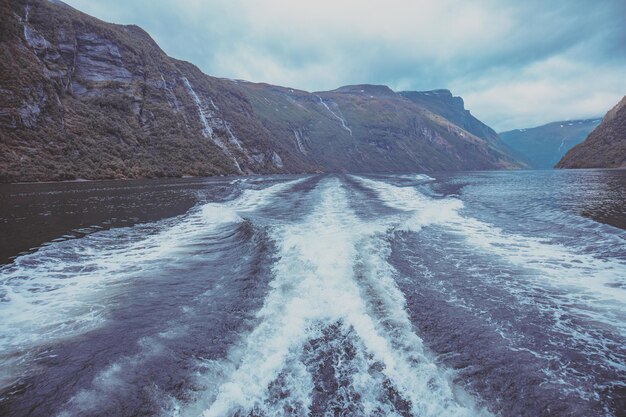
xmin=0 ymin=171 xmax=624 ymax=417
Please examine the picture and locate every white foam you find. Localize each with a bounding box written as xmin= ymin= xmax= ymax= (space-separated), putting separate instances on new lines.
xmin=353 ymin=176 xmax=626 ymax=321
xmin=0 ymin=178 xmax=306 ymax=387
xmin=355 ymin=176 xmax=462 ymax=232
xmin=414 ymin=174 xmax=435 ymax=182
xmin=199 ymin=178 xmax=485 ymax=417
xmin=57 ymin=336 xmax=168 ymax=417
xmin=396 ymin=173 xmax=436 ymax=183
xmin=351 ymin=175 xmax=626 ymax=402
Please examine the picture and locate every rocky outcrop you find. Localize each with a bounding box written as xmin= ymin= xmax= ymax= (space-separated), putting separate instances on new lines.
xmin=0 ymin=0 xmax=523 ymax=182
xmin=74 ymin=32 xmax=133 ymax=84
xmin=400 ymin=89 xmax=499 ymax=144
xmin=500 ymin=119 xmax=601 ymax=169
xmin=557 ymin=97 xmax=626 ymax=169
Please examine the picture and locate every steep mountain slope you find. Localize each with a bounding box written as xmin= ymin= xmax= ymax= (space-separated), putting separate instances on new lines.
xmin=557 ymin=97 xmax=626 ymax=169
xmin=238 ymin=83 xmax=522 ymax=173
xmin=0 ymin=0 xmax=522 ymax=182
xmin=0 ymin=0 xmax=299 ymax=181
xmin=400 ymin=89 xmax=499 ymax=143
xmin=500 ymin=119 xmax=601 ymax=169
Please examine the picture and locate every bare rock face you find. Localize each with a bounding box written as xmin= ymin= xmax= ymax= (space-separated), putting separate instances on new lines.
xmin=0 ymin=0 xmax=524 ymax=182
xmin=557 ymin=97 xmax=626 ymax=169
xmin=74 ymin=33 xmax=133 ymax=84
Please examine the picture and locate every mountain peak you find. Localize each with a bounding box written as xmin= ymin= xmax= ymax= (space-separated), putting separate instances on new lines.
xmin=397 ymin=89 xmax=504 ymax=147
xmin=416 ymin=89 xmax=453 ymax=97
xmin=400 ymin=89 xmax=463 ymax=109
xmin=327 ymin=84 xmax=396 ymax=96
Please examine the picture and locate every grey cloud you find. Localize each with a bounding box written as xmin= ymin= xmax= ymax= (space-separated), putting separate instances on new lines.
xmin=63 ymin=0 xmax=626 ymax=130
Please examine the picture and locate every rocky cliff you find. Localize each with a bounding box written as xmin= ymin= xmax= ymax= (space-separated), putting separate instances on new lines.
xmin=500 ymin=119 xmax=601 ymax=169
xmin=556 ymin=97 xmax=626 ymax=169
xmin=0 ymin=0 xmax=522 ymax=182
xmin=400 ymin=89 xmax=499 ymax=144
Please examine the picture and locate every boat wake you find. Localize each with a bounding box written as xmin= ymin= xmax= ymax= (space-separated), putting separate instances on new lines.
xmin=0 ymin=173 xmax=624 ymax=417
xmin=194 ymin=178 xmax=488 ymax=417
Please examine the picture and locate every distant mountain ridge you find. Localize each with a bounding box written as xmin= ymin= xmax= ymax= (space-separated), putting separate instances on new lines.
xmin=557 ymin=97 xmax=626 ymax=169
xmin=499 ymin=119 xmax=601 ymax=169
xmin=0 ymin=0 xmax=523 ymax=182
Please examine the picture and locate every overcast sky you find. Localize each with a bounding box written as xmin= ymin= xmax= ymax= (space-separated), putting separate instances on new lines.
xmin=63 ymin=0 xmax=626 ymax=131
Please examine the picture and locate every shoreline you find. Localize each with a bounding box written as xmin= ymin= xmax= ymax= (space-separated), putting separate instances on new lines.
xmin=3 ymin=167 xmax=625 ymax=186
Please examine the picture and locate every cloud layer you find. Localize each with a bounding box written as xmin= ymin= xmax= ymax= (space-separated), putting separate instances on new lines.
xmin=63 ymin=0 xmax=626 ymax=131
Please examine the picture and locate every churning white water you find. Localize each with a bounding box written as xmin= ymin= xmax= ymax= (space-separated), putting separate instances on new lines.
xmin=1 ymin=171 xmax=624 ymax=417
xmin=0 ymin=179 xmax=304 ymax=388
xmin=195 ymin=178 xmax=488 ymax=417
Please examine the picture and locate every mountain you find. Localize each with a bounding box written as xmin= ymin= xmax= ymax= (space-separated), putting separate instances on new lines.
xmin=557 ymin=97 xmax=626 ymax=169
xmin=236 ymin=83 xmax=523 ymax=173
xmin=400 ymin=89 xmax=500 ymax=143
xmin=0 ymin=0 xmax=523 ymax=182
xmin=499 ymin=119 xmax=601 ymax=169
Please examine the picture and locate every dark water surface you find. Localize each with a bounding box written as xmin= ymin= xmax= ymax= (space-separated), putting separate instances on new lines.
xmin=0 ymin=177 xmax=241 ymax=265
xmin=0 ymin=170 xmax=624 ymax=417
